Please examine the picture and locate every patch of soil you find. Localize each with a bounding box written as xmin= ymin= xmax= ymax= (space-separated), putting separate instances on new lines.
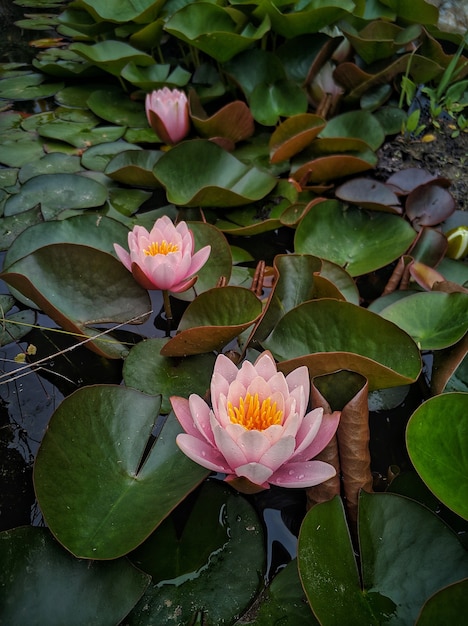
xmin=375 ymin=121 xmax=468 ymax=212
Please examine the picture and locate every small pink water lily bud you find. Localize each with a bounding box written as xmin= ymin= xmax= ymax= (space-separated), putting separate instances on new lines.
xmin=170 ymin=351 xmax=340 ymax=492
xmin=114 ymin=216 xmax=211 ymax=293
xmin=145 ymin=87 xmax=190 ymax=145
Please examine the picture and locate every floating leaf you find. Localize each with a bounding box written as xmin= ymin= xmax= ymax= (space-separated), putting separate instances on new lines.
xmin=0 ymin=527 xmax=149 ymax=626
xmin=335 ymin=178 xmax=401 ymax=213
xmin=165 ymin=4 xmax=271 ymax=63
xmin=294 ymin=200 xmax=416 ymax=276
xmin=0 ymin=295 xmax=36 ymax=346
xmin=406 ymin=392 xmax=468 ymax=520
xmin=34 ymin=387 xmax=209 ymax=559
xmin=123 ymin=338 xmax=216 ymax=413
xmin=1 ymin=244 xmax=151 ymax=358
xmin=161 ymin=286 xmax=262 ymax=357
xmin=0 ymin=72 xmax=63 ymax=101
xmin=69 ymin=41 xmax=154 ymax=76
xmin=4 ymin=174 xmax=108 ymax=218
xmin=269 ymin=114 xmax=326 ymax=163
xmin=417 ymin=580 xmax=468 ymax=625
xmin=86 ymin=87 xmax=148 ymax=127
xmin=379 ymin=291 xmax=468 ymax=350
xmin=298 ymin=492 xmax=468 ymax=626
xmin=153 ymin=139 xmax=276 ymax=206
xmin=105 ymin=150 xmax=163 ymax=187
xmin=405 ymin=183 xmax=456 ymax=229
xmin=128 ymin=481 xmax=264 ymax=625
xmin=264 ymin=299 xmax=421 ymax=390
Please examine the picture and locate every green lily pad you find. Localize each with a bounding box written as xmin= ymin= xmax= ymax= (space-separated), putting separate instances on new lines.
xmin=19 ymin=153 xmax=83 ymax=182
xmin=128 ymin=481 xmax=264 ymax=625
xmin=1 ymin=244 xmax=151 ymax=358
xmin=86 ymin=88 xmax=148 ymax=126
xmin=249 ymin=559 xmax=316 ymax=625
xmin=120 ymin=62 xmax=191 ymax=90
xmin=69 ymin=41 xmax=154 ymax=77
xmin=264 ymin=298 xmax=421 ymax=390
xmin=298 ymin=492 xmax=468 ymax=626
xmin=406 ymin=392 xmax=468 ymax=520
xmin=4 ymin=174 xmax=108 ymax=218
xmin=38 ymin=119 xmax=126 ymax=148
xmin=0 ymin=206 xmax=43 ymax=252
xmin=176 ymin=220 xmax=233 ymax=300
xmin=379 ymin=292 xmax=468 ymax=350
xmin=294 ymin=200 xmax=416 ymax=276
xmin=255 ymin=0 xmax=354 ymax=38
xmin=0 ymin=131 xmax=45 ymax=167
xmin=417 ymin=580 xmax=468 ymax=625
xmin=32 ymin=47 xmax=98 ymax=78
xmin=319 ymin=110 xmax=386 ymax=150
xmin=105 ymin=150 xmax=163 ymax=187
xmin=34 ymin=386 xmax=209 ymax=558
xmin=0 ymin=526 xmax=150 ymax=626
xmin=153 ymin=139 xmax=277 ymax=206
xmin=165 ymin=4 xmax=271 ymax=63
xmin=0 ymin=72 xmax=64 ymax=101
xmin=123 ymin=338 xmax=216 ymax=414
xmin=81 ymin=141 xmax=142 ymax=172
xmin=161 ymin=286 xmax=262 ymax=357
xmin=291 ymin=151 xmax=377 ymax=185
xmin=75 ymin=0 xmax=162 ymax=22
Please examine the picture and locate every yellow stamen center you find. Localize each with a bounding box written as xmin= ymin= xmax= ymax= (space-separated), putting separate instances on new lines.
xmin=144 ymin=240 xmax=179 ymax=256
xmin=227 ymin=392 xmax=283 ymax=431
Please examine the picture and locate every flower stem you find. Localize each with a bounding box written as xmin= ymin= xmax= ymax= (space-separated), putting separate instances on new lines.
xmin=162 ymin=290 xmax=173 ymax=336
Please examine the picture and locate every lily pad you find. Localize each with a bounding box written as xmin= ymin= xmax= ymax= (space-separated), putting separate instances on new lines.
xmin=105 ymin=150 xmax=163 ymax=187
xmin=294 ymin=199 xmax=416 ymax=276
xmin=38 ymin=119 xmax=126 ymax=148
xmin=165 ymin=4 xmax=271 ymax=63
xmin=161 ymin=286 xmax=262 ymax=357
xmin=70 ymin=41 xmax=155 ymax=76
xmin=0 ymin=295 xmax=36 ymax=346
xmin=34 ymin=386 xmax=209 ymax=559
xmin=406 ymin=392 xmax=468 ymax=520
xmin=19 ymin=152 xmax=83 ymax=182
xmin=80 ymin=141 xmax=142 ymax=172
xmin=75 ymin=0 xmax=162 ymax=22
xmin=298 ymin=492 xmax=468 ymax=626
xmin=128 ymin=481 xmax=264 ymax=625
xmin=1 ymin=244 xmax=151 ymax=358
xmin=153 ymin=139 xmax=277 ymax=206
xmin=379 ymin=291 xmax=468 ymax=350
xmin=123 ymin=338 xmax=216 ymax=414
xmin=0 ymin=72 xmax=63 ymax=101
xmin=86 ymin=88 xmax=148 ymax=127
xmin=4 ymin=174 xmax=108 ymax=218
xmin=263 ymin=298 xmax=421 ymax=390
xmin=0 ymin=526 xmax=150 ymax=626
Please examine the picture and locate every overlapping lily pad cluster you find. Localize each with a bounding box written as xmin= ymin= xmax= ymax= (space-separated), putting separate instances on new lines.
xmin=0 ymin=0 xmax=468 ymax=624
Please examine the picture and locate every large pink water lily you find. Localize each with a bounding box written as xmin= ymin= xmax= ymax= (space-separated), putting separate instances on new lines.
xmin=145 ymin=87 xmax=190 ymax=145
xmin=170 ymin=351 xmax=340 ymax=491
xmin=114 ymin=216 xmax=210 ymax=293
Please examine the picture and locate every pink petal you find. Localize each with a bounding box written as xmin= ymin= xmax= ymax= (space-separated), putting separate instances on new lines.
xmin=269 ymin=460 xmax=336 ymax=488
xmin=236 ymin=360 xmax=259 ymax=388
xmin=234 ymin=462 xmax=274 ymax=485
xmin=213 ymin=353 xmax=240 ymax=385
xmin=170 ymin=396 xmax=200 ymax=438
xmin=253 ymin=351 xmax=278 ymax=380
xmin=212 ymin=422 xmax=248 ymax=468
xmin=292 ymin=410 xmax=340 ymax=462
xmin=114 ymin=243 xmax=131 ymax=271
xmin=258 ymin=435 xmax=296 ymax=471
xmin=176 ymin=434 xmax=231 ymax=473
xmin=188 ymin=394 xmax=215 ymax=446
xmin=170 ymin=275 xmax=198 ymax=293
xmin=292 ymin=407 xmax=323 ymax=457
xmin=188 ymin=245 xmax=211 ymax=275
xmin=236 ymin=429 xmax=272 ymax=462
xmin=286 ymin=365 xmax=310 ymax=407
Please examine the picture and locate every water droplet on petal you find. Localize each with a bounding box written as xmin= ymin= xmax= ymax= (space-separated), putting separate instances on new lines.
xmin=201 ymin=451 xmax=206 ymax=457
xmin=288 ymin=469 xmax=294 ymax=476
xmin=298 ymin=474 xmax=305 ymax=480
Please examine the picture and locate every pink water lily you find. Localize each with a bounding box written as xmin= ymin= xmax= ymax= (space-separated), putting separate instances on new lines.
xmin=114 ymin=216 xmax=210 ymax=293
xmin=145 ymin=87 xmax=190 ymax=145
xmin=171 ymin=351 xmax=340 ymax=491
